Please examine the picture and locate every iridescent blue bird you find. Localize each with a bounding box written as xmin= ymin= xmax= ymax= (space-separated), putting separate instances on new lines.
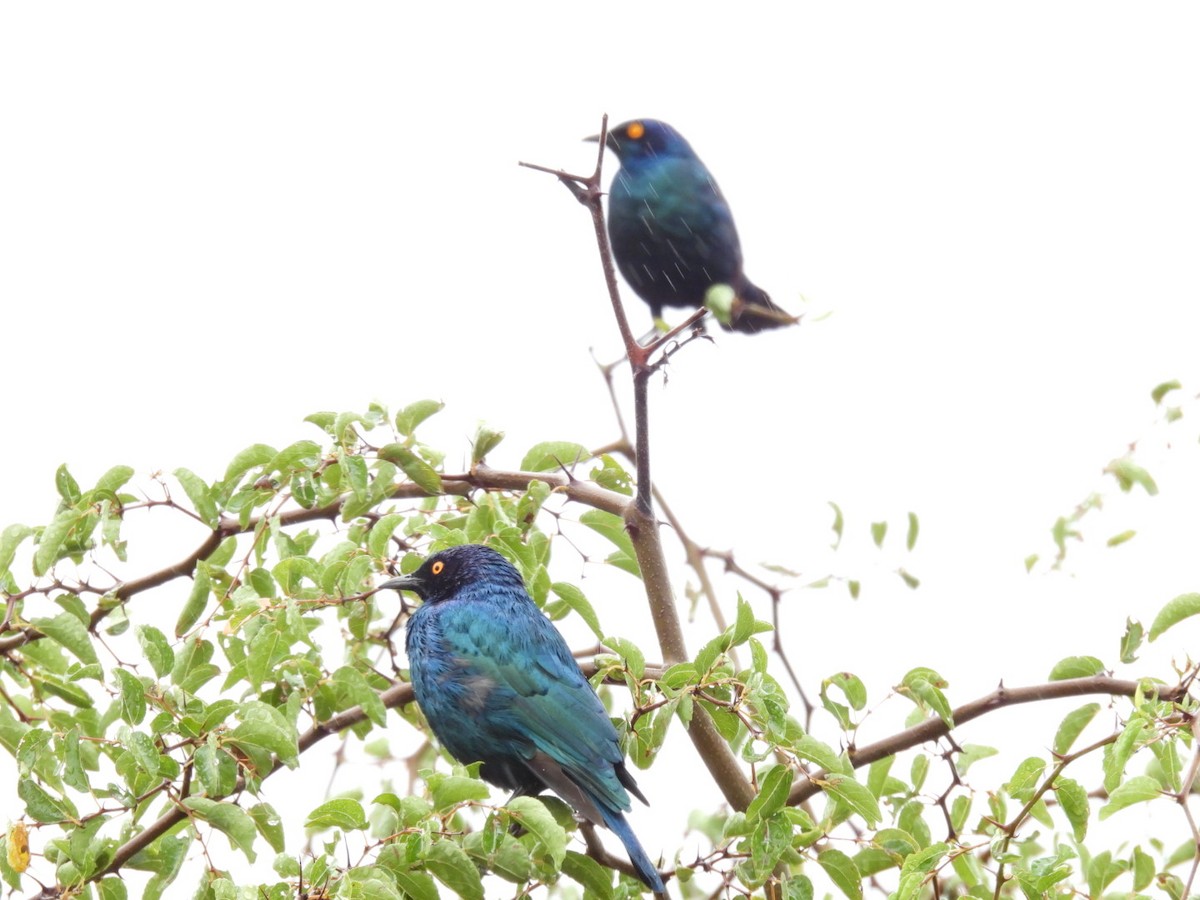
xmin=590 ymin=118 xmax=794 ymax=334
xmin=381 ymin=545 xmax=665 ymax=893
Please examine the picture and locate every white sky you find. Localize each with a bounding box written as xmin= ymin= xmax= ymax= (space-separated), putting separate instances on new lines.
xmin=2 ymin=2 xmax=1199 ymax=892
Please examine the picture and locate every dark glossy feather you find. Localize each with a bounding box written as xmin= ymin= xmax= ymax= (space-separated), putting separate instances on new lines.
xmin=383 ymin=544 xmax=665 ymax=892
xmin=596 ymin=118 xmax=794 ymax=334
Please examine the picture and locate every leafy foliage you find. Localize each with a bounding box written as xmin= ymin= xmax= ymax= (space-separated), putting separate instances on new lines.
xmin=0 ymin=396 xmax=1197 ymax=899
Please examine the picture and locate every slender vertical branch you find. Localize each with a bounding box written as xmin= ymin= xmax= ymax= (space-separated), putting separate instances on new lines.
xmin=522 ymin=119 xmax=753 ymax=812
xmin=631 ymin=369 xmax=654 ymax=517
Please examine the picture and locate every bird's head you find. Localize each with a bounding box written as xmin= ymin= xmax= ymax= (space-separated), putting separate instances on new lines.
xmin=378 ymin=544 xmax=523 ymax=604
xmin=586 ymin=119 xmax=694 ymax=164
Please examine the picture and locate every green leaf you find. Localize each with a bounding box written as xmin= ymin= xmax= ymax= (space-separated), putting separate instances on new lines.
xmin=114 ymin=668 xmax=147 ymax=726
xmin=829 ymin=502 xmax=844 ymax=549
xmin=392 ymin=870 xmax=439 ymax=900
xmin=273 ymin=556 xmax=320 ymax=596
xmin=794 ymin=735 xmax=844 ymax=775
xmin=824 ymin=775 xmax=882 ymax=825
xmin=344 ymin=453 xmax=369 ymax=502
xmin=61 ymin=728 xmax=88 ymax=791
xmin=1105 ymin=456 xmax=1158 ymax=495
xmin=1086 ymin=851 xmax=1127 ymax=899
xmin=818 ymin=848 xmax=862 ymax=900
xmin=19 ymin=780 xmax=71 ymax=823
xmin=1056 ymin=777 xmax=1088 ymax=840
xmin=507 ymin=796 xmax=567 ymax=867
xmin=1104 ymin=716 xmax=1151 ymax=792
xmin=472 ymin=425 xmax=505 ymax=463
xmin=194 ymin=743 xmax=237 ymax=798
xmin=1151 ymin=736 xmax=1183 ymax=792
xmin=268 ymin=440 xmax=322 ymax=475
xmin=125 ymin=730 xmax=161 ymax=777
xmin=1120 ymin=618 xmax=1144 ymax=663
xmin=747 ymin=764 xmax=793 ymax=822
xmin=1052 ymin=703 xmax=1099 ymax=756
xmin=1099 ymin=775 xmax=1162 ymax=819
xmin=306 ymin=798 xmax=368 ymax=831
xmin=425 ymin=839 xmax=484 ymax=900
xmin=32 ymin=671 xmax=94 ymax=707
xmin=785 ymin=874 xmax=814 ymax=900
xmin=731 ymin=594 xmax=771 ymax=644
xmin=175 ymin=566 xmax=211 ymax=637
xmin=33 ymin=510 xmax=78 ymax=576
xmin=820 ymin=673 xmax=865 ymax=728
xmin=870 ymin=521 xmax=887 ymax=548
xmin=33 ymin=612 xmax=98 ymax=665
xmin=956 ymin=744 xmax=998 ymax=776
xmin=950 ymin=796 xmax=971 ymax=834
xmin=94 ymin=465 xmax=135 ymax=497
xmin=866 ymin=757 xmax=895 ymax=799
xmin=428 ymin=773 xmax=490 ymax=812
xmin=704 ymin=283 xmax=735 ymax=324
xmin=906 ymin=512 xmax=919 ymax=550
xmin=0 ymin=523 xmax=33 ymax=576
xmin=171 ymin=636 xmax=215 ymax=690
xmin=1149 ymin=592 xmax=1200 ymax=641
xmin=579 ymin=509 xmax=640 ymax=577
xmin=561 ymin=851 xmax=614 ymax=899
xmin=395 ymin=399 xmax=445 ymax=436
xmin=603 ymin=635 xmax=645 ymax=680
xmin=248 ymin=803 xmax=285 ymax=853
xmin=898 ymin=668 xmax=953 ymax=726
xmin=1006 ymin=757 xmax=1046 ymax=802
xmin=174 ymin=468 xmax=218 ymax=527
xmin=550 ymin=583 xmax=604 ymax=641
xmin=1047 ymin=655 xmax=1104 ymax=680
xmin=1151 ymin=380 xmax=1181 ymax=404
xmin=1132 ymin=845 xmax=1156 ymax=891
xmin=222 ymin=444 xmax=276 ymax=489
xmin=332 ymin=666 xmax=388 ymax=728
xmin=183 ymin=797 xmax=258 ymax=862
xmin=368 ymin=513 xmax=406 ymax=560
xmin=520 ymin=441 xmax=591 ymax=473
xmin=16 ymin=730 xmax=52 ymax=778
xmin=1107 ymin=529 xmax=1136 ymax=548
xmin=228 ymin=701 xmax=299 ymax=769
xmin=56 ymin=463 xmax=82 ymax=504
xmin=380 ymin=445 xmax=442 ymax=494
xmin=910 ymin=755 xmax=928 ymax=792
xmin=136 ymin=625 xmax=173 ymax=679
xmin=589 ymin=456 xmax=633 ymax=496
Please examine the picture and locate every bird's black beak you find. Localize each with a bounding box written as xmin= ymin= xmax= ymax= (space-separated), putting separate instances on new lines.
xmin=378 ymin=574 xmax=422 ymax=595
xmin=584 ymin=132 xmax=616 ymax=151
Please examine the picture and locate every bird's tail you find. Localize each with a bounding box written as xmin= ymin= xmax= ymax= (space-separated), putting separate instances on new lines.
xmin=728 ymin=280 xmax=798 ymax=334
xmin=598 ymin=805 xmax=666 ymax=894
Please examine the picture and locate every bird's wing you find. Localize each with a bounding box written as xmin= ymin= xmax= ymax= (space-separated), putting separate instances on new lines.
xmin=438 ymin=596 xmax=634 ymax=816
xmin=636 ymin=159 xmax=741 ymax=252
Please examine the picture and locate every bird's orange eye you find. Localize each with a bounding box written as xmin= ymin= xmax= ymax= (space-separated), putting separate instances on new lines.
xmin=626 ymin=121 xmax=645 ymax=140
xmin=431 ymin=560 xmax=444 ymax=575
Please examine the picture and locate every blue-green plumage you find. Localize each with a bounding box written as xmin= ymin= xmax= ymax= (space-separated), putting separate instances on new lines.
xmin=594 ymin=118 xmax=793 ymax=334
xmin=382 ymin=545 xmax=664 ymax=893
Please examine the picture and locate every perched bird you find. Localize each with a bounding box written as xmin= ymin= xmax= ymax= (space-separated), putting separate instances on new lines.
xmin=380 ymin=544 xmax=665 ymax=893
xmin=590 ymin=118 xmax=794 ymax=334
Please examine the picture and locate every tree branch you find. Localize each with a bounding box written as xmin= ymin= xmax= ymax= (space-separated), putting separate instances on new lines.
xmin=787 ymin=675 xmax=1189 ymax=805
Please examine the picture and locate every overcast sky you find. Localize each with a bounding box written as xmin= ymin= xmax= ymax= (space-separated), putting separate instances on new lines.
xmin=2 ymin=1 xmax=1199 ymax=889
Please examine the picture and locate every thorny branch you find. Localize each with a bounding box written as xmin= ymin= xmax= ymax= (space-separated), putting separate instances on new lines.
xmin=788 ymin=675 xmax=1191 ymax=806
xmin=989 ymin=733 xmax=1121 ymax=900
